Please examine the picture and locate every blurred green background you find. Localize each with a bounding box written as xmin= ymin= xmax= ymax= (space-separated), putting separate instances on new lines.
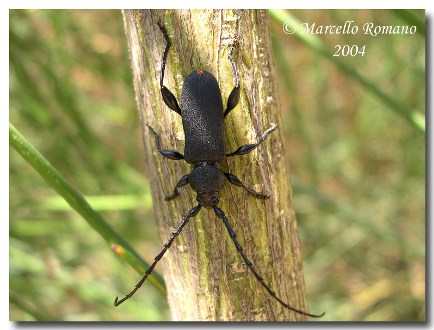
xmin=9 ymin=9 xmax=425 ymax=321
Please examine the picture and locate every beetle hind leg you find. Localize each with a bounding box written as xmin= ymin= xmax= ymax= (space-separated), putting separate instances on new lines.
xmin=224 ymin=35 xmax=241 ymax=118
xmin=157 ymin=22 xmax=182 ymax=115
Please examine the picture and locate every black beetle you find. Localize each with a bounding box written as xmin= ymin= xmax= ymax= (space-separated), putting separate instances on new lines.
xmin=114 ymin=22 xmax=324 ymax=319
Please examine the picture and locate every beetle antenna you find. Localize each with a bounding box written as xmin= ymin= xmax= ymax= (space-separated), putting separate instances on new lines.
xmin=114 ymin=204 xmax=202 ymax=306
xmin=213 ymin=205 xmax=325 ymax=318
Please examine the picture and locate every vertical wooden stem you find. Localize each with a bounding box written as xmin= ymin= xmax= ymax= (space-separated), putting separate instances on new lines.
xmin=122 ymin=9 xmax=310 ymax=321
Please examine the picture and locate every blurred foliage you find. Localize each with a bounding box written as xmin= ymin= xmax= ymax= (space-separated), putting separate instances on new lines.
xmin=9 ymin=9 xmax=425 ymax=321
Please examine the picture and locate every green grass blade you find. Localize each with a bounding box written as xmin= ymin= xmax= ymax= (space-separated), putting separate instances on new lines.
xmin=9 ymin=122 xmax=166 ymax=296
xmin=269 ymin=9 xmax=425 ymax=134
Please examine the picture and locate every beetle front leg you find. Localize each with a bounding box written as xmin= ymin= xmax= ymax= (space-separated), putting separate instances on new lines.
xmin=165 ymin=174 xmax=189 ymax=201
xmin=224 ymin=172 xmax=268 ymax=199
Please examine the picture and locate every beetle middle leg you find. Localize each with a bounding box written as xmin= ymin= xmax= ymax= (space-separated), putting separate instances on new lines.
xmin=224 ymin=124 xmax=278 ymax=199
xmin=226 ymin=124 xmax=277 ymax=157
xmin=147 ymin=124 xmax=184 ymax=161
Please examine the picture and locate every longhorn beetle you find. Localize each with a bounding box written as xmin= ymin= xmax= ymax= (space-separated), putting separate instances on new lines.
xmin=114 ymin=22 xmax=324 ymax=319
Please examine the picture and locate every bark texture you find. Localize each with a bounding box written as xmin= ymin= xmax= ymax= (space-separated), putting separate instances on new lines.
xmin=123 ymin=9 xmax=310 ymax=321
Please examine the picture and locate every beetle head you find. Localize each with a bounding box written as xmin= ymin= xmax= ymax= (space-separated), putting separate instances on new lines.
xmin=196 ymin=191 xmax=219 ymax=209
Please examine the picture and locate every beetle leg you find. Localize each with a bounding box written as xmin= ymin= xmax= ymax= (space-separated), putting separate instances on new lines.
xmin=224 ymin=35 xmax=241 ymax=118
xmin=224 ymin=172 xmax=268 ymax=199
xmin=165 ymin=174 xmax=189 ymax=201
xmin=157 ymin=21 xmax=182 ymax=115
xmin=226 ymin=124 xmax=277 ymax=157
xmin=161 ymin=86 xmax=182 ymax=115
xmin=224 ymin=86 xmax=240 ymax=118
xmin=147 ymin=124 xmax=184 ymax=160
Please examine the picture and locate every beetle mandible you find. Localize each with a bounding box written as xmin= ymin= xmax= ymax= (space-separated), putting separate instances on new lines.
xmin=114 ymin=21 xmax=324 ymax=319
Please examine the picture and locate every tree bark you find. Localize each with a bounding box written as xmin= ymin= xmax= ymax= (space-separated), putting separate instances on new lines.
xmin=122 ymin=9 xmax=310 ymax=321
